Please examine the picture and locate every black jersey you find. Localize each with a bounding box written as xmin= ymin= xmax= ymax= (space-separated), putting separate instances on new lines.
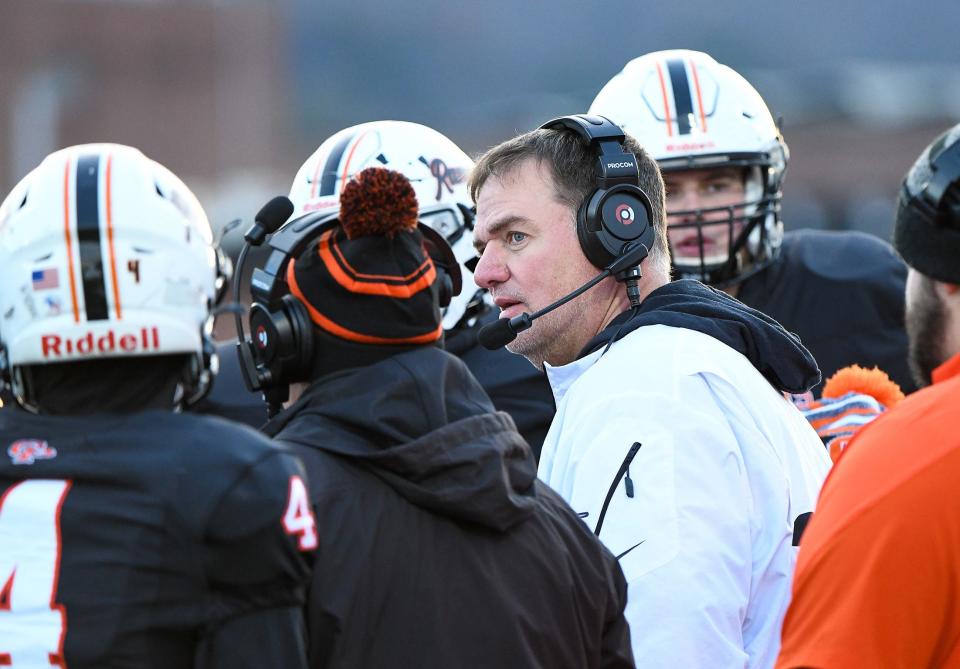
xmin=0 ymin=410 xmax=316 ymax=668
xmin=737 ymin=229 xmax=914 ymax=395
xmin=446 ymin=306 xmax=555 ymax=459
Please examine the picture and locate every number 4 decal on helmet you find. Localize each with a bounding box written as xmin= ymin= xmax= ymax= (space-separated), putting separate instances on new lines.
xmin=283 ymin=476 xmax=318 ymax=552
xmin=0 ymin=480 xmax=71 ymax=667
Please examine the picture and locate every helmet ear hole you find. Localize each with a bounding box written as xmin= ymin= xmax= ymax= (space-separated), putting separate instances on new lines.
xmin=213 ymin=245 xmax=234 ymax=306
xmin=181 ymin=334 xmax=217 ymax=408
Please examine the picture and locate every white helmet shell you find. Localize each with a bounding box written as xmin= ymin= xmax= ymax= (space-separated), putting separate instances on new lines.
xmin=590 ymin=50 xmax=788 ymax=285
xmin=289 ymin=121 xmax=478 ymax=329
xmin=0 ymin=144 xmax=217 ymax=376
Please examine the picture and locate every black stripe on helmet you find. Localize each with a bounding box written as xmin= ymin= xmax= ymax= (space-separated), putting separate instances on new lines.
xmin=75 ymin=153 xmax=109 ymax=321
xmin=667 ymin=59 xmax=694 ymax=135
xmin=319 ymin=132 xmax=356 ymax=196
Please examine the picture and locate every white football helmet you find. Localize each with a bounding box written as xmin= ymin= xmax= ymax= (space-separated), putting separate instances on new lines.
xmin=0 ymin=143 xmax=218 ymax=409
xmin=590 ymin=49 xmax=788 ymax=286
xmin=289 ymin=121 xmax=481 ymax=329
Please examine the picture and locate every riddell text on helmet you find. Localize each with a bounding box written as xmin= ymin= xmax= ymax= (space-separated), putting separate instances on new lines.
xmin=41 ymin=327 xmax=160 ymax=357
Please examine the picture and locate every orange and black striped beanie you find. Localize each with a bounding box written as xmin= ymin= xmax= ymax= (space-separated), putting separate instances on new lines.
xmin=287 ymin=167 xmax=443 ymax=346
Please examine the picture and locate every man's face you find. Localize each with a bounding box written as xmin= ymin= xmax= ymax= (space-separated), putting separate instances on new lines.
xmin=905 ymin=267 xmax=948 ymax=388
xmin=663 ymin=167 xmax=747 ymax=268
xmin=472 ymin=159 xmax=620 ymax=369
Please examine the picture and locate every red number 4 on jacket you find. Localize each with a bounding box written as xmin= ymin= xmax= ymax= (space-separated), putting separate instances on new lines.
xmin=283 ymin=476 xmax=318 ymax=551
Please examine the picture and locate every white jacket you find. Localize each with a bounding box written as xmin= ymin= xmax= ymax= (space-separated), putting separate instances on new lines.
xmin=540 ymin=323 xmax=831 ymax=669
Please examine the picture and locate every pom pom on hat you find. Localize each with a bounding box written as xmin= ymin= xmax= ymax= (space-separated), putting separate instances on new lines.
xmin=795 ymin=365 xmax=905 ymax=463
xmin=286 ymin=166 xmax=443 ymax=353
xmin=822 ymin=364 xmax=906 ymax=408
xmin=339 ymin=167 xmax=419 ymax=239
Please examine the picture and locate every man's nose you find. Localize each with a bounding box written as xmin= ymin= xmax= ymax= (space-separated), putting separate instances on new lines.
xmin=472 ymin=247 xmax=509 ymax=289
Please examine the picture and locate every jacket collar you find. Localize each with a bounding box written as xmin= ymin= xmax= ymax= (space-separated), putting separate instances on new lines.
xmin=543 ymin=348 xmax=604 ymax=406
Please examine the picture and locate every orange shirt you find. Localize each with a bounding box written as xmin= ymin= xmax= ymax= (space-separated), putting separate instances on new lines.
xmin=777 ymin=352 xmax=960 ymax=669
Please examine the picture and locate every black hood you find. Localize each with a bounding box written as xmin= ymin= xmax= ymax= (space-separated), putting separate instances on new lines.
xmin=581 ymin=279 xmax=821 ymax=394
xmin=262 ymin=347 xmax=538 ymax=532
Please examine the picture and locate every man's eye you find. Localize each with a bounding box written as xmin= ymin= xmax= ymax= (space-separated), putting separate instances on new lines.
xmin=508 ymin=232 xmax=527 ymax=244
xmin=705 ymin=180 xmax=735 ymax=194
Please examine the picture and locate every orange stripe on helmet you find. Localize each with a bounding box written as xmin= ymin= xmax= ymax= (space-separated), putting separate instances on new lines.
xmin=655 ymin=60 xmax=673 ymax=137
xmin=309 ymin=157 xmax=323 ymax=199
xmin=104 ymin=154 xmax=122 ymax=319
xmin=286 ymin=260 xmax=442 ymax=345
xmin=689 ymin=58 xmax=708 ymax=133
xmin=339 ymin=129 xmax=373 ymax=193
xmin=317 ymin=229 xmax=436 ymax=297
xmin=62 ymin=157 xmax=80 ymax=322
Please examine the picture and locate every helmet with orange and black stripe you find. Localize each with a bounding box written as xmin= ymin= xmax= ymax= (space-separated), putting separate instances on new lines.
xmin=589 ymin=50 xmax=788 ymax=287
xmin=0 ymin=143 xmax=218 ymax=410
xmin=288 ymin=121 xmax=479 ymax=329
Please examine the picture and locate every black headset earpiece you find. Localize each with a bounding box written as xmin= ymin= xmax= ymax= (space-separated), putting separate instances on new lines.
xmin=247 ymin=293 xmax=315 ymax=392
xmin=539 ymin=114 xmax=656 ymax=270
xmin=237 ymin=210 xmax=338 ymax=402
xmin=236 ymin=204 xmax=460 ymax=415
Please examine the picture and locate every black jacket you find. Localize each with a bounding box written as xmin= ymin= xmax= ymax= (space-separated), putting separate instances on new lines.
xmin=0 ymin=410 xmax=313 ymax=668
xmin=263 ymin=346 xmax=633 ymax=669
xmin=446 ymin=306 xmax=555 ymax=458
xmin=737 ymin=229 xmax=913 ymax=394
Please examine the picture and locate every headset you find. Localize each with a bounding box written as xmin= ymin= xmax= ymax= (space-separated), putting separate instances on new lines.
xmin=477 ymin=116 xmax=658 ymax=351
xmin=539 ymin=114 xmax=656 ymax=272
xmin=235 ymin=200 xmax=461 ymax=412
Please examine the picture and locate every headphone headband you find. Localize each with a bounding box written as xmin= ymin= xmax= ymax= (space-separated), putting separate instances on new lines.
xmin=250 ymin=210 xmax=461 ymax=309
xmin=539 ymin=114 xmax=641 ymax=188
xmin=539 ymin=114 xmax=626 ymax=143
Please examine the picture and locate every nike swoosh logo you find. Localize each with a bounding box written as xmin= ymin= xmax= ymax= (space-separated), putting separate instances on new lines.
xmin=616 ymin=540 xmax=645 ymax=560
xmin=577 ymin=511 xmax=589 ymax=519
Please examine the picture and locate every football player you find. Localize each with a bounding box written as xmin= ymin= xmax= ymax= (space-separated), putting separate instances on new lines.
xmin=590 ymin=49 xmax=913 ymax=395
xmin=0 ymin=144 xmax=316 ymax=668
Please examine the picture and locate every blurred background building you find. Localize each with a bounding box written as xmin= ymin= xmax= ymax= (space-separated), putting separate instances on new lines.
xmin=2 ymin=0 xmax=958 ymax=253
